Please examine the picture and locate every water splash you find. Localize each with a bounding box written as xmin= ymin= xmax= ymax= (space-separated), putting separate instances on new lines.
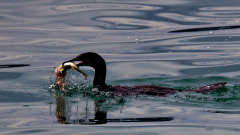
xmin=49 ymin=68 xmax=90 ymax=92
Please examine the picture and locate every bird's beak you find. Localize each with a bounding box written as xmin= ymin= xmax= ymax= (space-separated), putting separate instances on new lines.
xmin=71 ymin=64 xmax=88 ymax=79
xmin=59 ymin=62 xmax=88 ymax=79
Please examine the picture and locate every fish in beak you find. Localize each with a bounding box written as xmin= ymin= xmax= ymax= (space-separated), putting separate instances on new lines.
xmin=57 ymin=62 xmax=88 ymax=79
xmin=55 ymin=62 xmax=88 ymax=90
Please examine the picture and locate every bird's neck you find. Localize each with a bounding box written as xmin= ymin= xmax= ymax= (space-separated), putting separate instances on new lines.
xmin=93 ymin=63 xmax=107 ymax=87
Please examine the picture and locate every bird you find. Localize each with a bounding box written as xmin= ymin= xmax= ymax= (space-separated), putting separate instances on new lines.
xmin=56 ymin=52 xmax=226 ymax=96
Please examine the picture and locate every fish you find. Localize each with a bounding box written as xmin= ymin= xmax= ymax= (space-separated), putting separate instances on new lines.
xmin=57 ymin=62 xmax=88 ymax=79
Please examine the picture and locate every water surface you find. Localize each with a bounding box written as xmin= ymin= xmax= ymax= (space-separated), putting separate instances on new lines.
xmin=1 ymin=0 xmax=240 ymax=134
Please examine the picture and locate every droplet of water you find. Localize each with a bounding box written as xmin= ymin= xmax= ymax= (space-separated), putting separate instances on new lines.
xmin=207 ymin=46 xmax=210 ymax=48
xmin=209 ymin=31 xmax=213 ymax=34
xmin=135 ymin=39 xmax=139 ymax=41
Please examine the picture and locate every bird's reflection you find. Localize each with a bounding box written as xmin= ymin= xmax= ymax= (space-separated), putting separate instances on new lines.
xmin=55 ymin=95 xmax=67 ymax=124
xmin=51 ymin=88 xmax=116 ymax=124
xmin=50 ymin=88 xmax=173 ymax=125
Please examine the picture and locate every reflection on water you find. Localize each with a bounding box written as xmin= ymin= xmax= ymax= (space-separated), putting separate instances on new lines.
xmin=53 ymin=94 xmax=174 ymax=124
xmin=169 ymin=25 xmax=240 ymax=33
xmin=0 ymin=64 xmax=30 ymax=68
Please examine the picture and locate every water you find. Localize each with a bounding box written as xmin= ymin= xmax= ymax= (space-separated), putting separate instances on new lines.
xmin=1 ymin=0 xmax=240 ymax=134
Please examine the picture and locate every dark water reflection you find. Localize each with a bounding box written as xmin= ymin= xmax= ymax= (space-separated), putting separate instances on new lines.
xmin=52 ymin=90 xmax=174 ymax=124
xmin=1 ymin=0 xmax=240 ymax=134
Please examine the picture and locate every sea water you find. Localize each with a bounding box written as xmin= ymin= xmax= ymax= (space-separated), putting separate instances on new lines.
xmin=1 ymin=0 xmax=240 ymax=134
